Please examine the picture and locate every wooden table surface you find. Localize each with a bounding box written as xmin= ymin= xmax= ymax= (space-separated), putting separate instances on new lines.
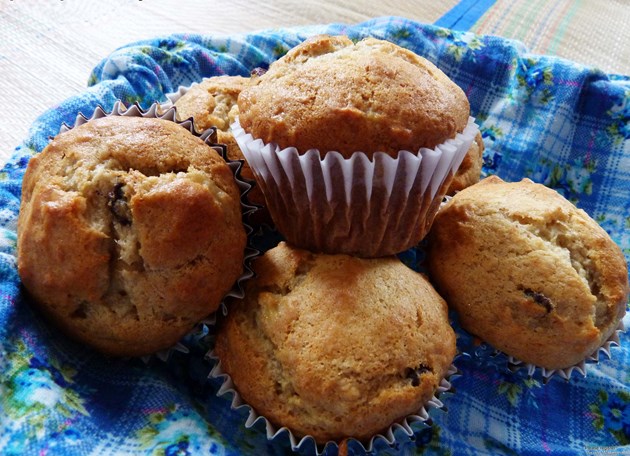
xmin=0 ymin=0 xmax=458 ymax=165
xmin=1 ymin=0 xmax=628 ymax=166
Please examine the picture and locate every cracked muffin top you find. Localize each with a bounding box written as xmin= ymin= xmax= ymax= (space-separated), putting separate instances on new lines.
xmin=17 ymin=116 xmax=247 ymax=356
xmin=215 ymin=241 xmax=456 ymax=443
xmin=427 ymin=176 xmax=629 ymax=369
xmin=237 ymin=34 xmax=470 ymax=158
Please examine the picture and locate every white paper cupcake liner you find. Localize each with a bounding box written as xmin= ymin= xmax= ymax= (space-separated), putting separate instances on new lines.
xmin=207 ymin=350 xmax=458 ymax=455
xmin=457 ymin=318 xmax=626 ymax=382
xmin=232 ymin=117 xmax=479 ymax=257
xmin=506 ymin=319 xmax=626 ymax=381
xmin=59 ymin=101 xmax=259 ymax=361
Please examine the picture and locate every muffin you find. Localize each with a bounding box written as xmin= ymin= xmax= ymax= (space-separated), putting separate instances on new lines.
xmin=427 ymin=176 xmax=628 ymax=369
xmin=215 ymin=242 xmax=456 ymax=444
xmin=446 ymin=132 xmax=484 ymax=195
xmin=173 ymin=75 xmax=267 ymax=211
xmin=234 ymin=34 xmax=479 ymax=257
xmin=17 ymin=115 xmax=247 ymax=357
xmin=174 ymin=75 xmax=249 ymax=134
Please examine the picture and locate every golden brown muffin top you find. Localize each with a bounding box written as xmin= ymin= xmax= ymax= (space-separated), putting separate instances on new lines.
xmin=428 ymin=176 xmax=628 ymax=369
xmin=18 ymin=116 xmax=246 ymax=356
xmin=216 ymin=242 xmax=456 ymax=442
xmin=175 ymin=75 xmax=250 ymax=132
xmin=238 ymin=35 xmax=470 ymax=158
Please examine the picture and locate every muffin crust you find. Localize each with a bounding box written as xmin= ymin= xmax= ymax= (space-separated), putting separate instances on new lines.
xmin=18 ymin=116 xmax=247 ymax=356
xmin=428 ymin=176 xmax=628 ymax=369
xmin=216 ymin=242 xmax=456 ymax=442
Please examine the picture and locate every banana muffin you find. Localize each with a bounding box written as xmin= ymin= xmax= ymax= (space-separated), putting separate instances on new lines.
xmin=174 ymin=75 xmax=248 ymax=134
xmin=17 ymin=116 xmax=247 ymax=357
xmin=215 ymin=242 xmax=456 ymax=443
xmin=234 ymin=34 xmax=479 ymax=257
xmin=427 ymin=176 xmax=628 ymax=369
xmin=173 ymin=75 xmax=267 ymax=211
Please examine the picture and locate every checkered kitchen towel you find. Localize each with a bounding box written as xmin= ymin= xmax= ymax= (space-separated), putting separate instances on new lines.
xmin=1 ymin=16 xmax=628 ymax=456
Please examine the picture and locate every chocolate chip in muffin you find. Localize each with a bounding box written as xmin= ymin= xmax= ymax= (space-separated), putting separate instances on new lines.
xmin=405 ymin=364 xmax=433 ymax=387
xmin=521 ymin=287 xmax=554 ymax=314
xmin=107 ymin=182 xmax=131 ymax=226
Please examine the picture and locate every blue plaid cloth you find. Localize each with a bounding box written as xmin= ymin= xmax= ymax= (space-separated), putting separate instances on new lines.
xmin=1 ymin=17 xmax=628 ymax=456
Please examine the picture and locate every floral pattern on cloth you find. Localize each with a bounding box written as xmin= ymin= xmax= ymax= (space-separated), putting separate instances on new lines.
xmin=590 ymin=390 xmax=630 ymax=446
xmin=1 ymin=16 xmax=629 ymax=456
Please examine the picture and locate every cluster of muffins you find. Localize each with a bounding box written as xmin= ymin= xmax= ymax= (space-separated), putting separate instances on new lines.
xmin=16 ymin=32 xmax=628 ymax=452
xmin=233 ymin=35 xmax=481 ymax=257
xmin=194 ymin=35 xmax=476 ymax=447
xmin=174 ymin=33 xmax=628 ymax=443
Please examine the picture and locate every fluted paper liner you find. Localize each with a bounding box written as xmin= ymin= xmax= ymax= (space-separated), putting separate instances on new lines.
xmin=60 ymin=101 xmax=258 ymax=361
xmin=208 ymin=350 xmax=458 ymax=455
xmin=458 ymin=318 xmax=626 ymax=382
xmin=232 ymin=117 xmax=479 ymax=257
xmin=506 ymin=319 xmax=626 ymax=381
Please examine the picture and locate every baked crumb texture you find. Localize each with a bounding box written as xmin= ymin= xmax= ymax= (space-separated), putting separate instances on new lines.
xmin=174 ymin=75 xmax=249 ymax=134
xmin=216 ymin=242 xmax=456 ymax=443
xmin=174 ymin=75 xmax=266 ymax=210
xmin=17 ymin=116 xmax=246 ymax=356
xmin=428 ymin=176 xmax=629 ymax=369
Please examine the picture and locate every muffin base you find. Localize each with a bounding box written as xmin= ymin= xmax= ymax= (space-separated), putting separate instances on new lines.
xmin=232 ymin=117 xmax=479 ymax=257
xmin=208 ymin=351 xmax=458 ymax=455
xmin=456 ymin=316 xmax=626 ymax=382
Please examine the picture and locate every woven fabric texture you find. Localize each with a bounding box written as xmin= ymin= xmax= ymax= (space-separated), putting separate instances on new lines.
xmin=1 ymin=16 xmax=629 ymax=456
xmin=470 ymin=0 xmax=630 ymax=75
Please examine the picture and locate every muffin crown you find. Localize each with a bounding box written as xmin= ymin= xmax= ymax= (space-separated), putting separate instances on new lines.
xmin=238 ymin=35 xmax=470 ymax=158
